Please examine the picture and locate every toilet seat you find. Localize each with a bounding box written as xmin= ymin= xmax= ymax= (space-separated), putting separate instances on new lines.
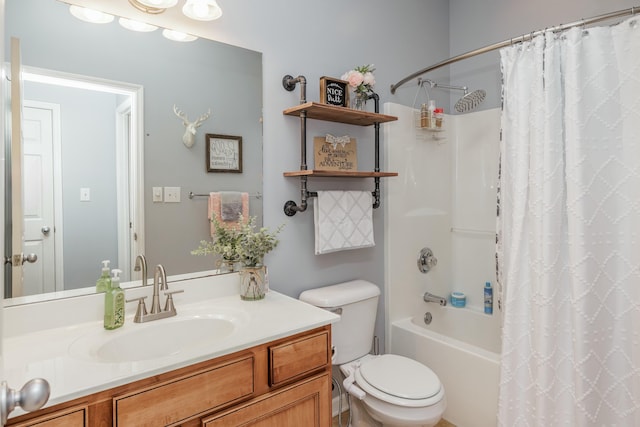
xmin=354 ymin=354 xmax=444 ymax=408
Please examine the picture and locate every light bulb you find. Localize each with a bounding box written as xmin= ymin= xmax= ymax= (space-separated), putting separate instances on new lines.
xmin=119 ymin=18 xmax=158 ymax=32
xmin=162 ymin=29 xmax=198 ymax=42
xmin=69 ymin=5 xmax=114 ymax=24
xmin=182 ymin=0 xmax=222 ymax=21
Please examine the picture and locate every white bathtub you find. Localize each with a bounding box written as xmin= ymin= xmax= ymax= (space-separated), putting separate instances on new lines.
xmin=390 ymin=307 xmax=500 ymax=427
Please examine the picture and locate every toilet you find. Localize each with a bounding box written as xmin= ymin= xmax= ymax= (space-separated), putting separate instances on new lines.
xmin=299 ymin=280 xmax=446 ymax=427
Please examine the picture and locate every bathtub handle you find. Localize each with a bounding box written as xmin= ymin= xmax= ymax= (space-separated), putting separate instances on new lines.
xmin=418 ymin=247 xmax=438 ymax=273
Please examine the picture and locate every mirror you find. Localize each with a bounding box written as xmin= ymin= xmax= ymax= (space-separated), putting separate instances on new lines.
xmin=3 ymin=0 xmax=263 ymax=304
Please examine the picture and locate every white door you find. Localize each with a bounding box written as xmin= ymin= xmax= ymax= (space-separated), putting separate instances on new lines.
xmin=21 ymin=101 xmax=58 ymax=296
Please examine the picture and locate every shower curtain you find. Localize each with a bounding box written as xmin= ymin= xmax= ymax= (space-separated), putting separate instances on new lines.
xmin=497 ymin=18 xmax=640 ymax=426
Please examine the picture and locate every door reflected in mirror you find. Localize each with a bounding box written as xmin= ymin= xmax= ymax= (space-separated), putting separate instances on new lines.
xmin=3 ymin=0 xmax=263 ymax=304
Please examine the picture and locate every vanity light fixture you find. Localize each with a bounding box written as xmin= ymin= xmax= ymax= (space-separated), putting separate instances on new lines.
xmin=162 ymin=29 xmax=198 ymax=42
xmin=118 ymin=17 xmax=159 ymax=32
xmin=182 ymin=0 xmax=223 ymax=21
xmin=69 ymin=5 xmax=114 ymax=24
xmin=128 ymin=0 xmax=179 ymax=14
xmin=129 ymin=0 xmax=222 ymax=21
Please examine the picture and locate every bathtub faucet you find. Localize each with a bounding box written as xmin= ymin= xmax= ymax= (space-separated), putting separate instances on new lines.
xmin=423 ymin=292 xmax=447 ymax=306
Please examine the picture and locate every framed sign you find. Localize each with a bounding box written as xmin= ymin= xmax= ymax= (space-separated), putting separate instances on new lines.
xmin=206 ymin=134 xmax=243 ymax=173
xmin=319 ymin=77 xmax=349 ymax=107
xmin=313 ymin=136 xmax=357 ymax=172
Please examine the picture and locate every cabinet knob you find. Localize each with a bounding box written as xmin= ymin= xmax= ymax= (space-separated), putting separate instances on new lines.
xmin=0 ymin=378 xmax=50 ymax=425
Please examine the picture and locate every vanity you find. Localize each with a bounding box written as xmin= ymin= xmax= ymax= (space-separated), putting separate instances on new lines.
xmin=2 ymin=273 xmax=338 ymax=426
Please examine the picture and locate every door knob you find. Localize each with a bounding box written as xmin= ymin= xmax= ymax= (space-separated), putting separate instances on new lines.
xmin=4 ymin=253 xmax=38 ymax=266
xmin=0 ymin=378 xmax=50 ymax=425
xmin=22 ymin=253 xmax=38 ymax=265
xmin=41 ymin=226 xmax=50 ymax=235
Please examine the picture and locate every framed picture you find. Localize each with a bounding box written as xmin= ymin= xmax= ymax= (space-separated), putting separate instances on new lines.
xmin=319 ymin=76 xmax=349 ymax=107
xmin=206 ymin=134 xmax=243 ymax=173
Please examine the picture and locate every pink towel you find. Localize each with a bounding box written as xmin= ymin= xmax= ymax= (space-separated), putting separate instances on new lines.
xmin=208 ymin=192 xmax=250 ymax=237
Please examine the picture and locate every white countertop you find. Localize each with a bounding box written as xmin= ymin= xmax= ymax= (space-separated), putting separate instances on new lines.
xmin=2 ymin=272 xmax=339 ymax=417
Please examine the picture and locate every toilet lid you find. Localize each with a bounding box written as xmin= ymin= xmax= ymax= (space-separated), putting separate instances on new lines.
xmin=359 ymin=354 xmax=441 ymax=400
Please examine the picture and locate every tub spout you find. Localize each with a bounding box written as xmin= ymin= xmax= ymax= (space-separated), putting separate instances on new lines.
xmin=423 ymin=292 xmax=447 ymax=306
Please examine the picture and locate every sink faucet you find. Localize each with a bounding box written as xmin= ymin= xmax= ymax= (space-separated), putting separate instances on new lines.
xmin=126 ymin=264 xmax=183 ymax=323
xmin=423 ymin=291 xmax=447 ymax=306
xmin=134 ymin=254 xmax=147 ymax=286
xmin=151 ymin=264 xmax=168 ymax=314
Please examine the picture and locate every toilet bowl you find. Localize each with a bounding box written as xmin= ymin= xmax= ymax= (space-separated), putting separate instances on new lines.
xmin=299 ymin=280 xmax=446 ymax=427
xmin=341 ymin=354 xmax=446 ymax=427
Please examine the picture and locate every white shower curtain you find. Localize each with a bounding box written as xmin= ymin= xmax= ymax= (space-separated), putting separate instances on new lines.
xmin=497 ymin=17 xmax=640 ymax=426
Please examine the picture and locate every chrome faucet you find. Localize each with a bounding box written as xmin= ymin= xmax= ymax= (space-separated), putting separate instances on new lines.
xmin=134 ymin=254 xmax=148 ymax=286
xmin=423 ymin=291 xmax=447 ymax=306
xmin=126 ymin=264 xmax=183 ymax=323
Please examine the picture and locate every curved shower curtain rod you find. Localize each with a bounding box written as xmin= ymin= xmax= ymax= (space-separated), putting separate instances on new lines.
xmin=390 ymin=6 xmax=640 ymax=94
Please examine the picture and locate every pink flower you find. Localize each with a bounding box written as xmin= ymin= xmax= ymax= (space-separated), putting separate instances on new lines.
xmin=342 ymin=70 xmax=364 ymax=89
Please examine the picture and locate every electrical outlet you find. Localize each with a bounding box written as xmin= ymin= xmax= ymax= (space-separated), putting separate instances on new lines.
xmin=164 ymin=187 xmax=181 ymax=203
xmin=152 ymin=187 xmax=163 ymax=202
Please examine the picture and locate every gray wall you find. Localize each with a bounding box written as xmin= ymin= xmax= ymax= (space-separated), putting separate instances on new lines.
xmin=449 ymin=0 xmax=639 ymax=111
xmin=23 ymin=82 xmax=119 ymax=289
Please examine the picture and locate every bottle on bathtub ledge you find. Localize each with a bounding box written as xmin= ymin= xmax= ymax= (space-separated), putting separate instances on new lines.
xmin=484 ymin=281 xmax=493 ymax=315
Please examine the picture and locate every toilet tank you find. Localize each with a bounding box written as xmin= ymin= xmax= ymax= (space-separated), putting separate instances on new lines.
xmin=299 ymin=280 xmax=380 ymax=364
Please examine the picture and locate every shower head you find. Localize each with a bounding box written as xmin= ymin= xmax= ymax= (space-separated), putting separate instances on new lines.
xmin=454 ymin=89 xmax=486 ymax=113
xmin=419 ymin=78 xmax=486 ymax=113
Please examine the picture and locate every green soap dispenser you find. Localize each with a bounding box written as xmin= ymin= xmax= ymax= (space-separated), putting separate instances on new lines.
xmin=96 ymin=260 xmax=111 ymax=292
xmin=104 ymin=269 xmax=125 ymax=330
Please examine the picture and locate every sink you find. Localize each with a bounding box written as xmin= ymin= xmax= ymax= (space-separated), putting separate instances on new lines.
xmin=69 ymin=312 xmax=246 ymax=363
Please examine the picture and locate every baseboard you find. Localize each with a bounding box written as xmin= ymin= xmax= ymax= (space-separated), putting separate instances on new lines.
xmin=332 ymin=393 xmax=350 ymax=417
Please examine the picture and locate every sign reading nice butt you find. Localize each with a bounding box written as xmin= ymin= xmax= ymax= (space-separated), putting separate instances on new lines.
xmin=319 ymin=77 xmax=349 ymax=107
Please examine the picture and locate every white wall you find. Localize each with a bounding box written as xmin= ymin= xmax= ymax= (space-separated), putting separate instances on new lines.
xmin=383 ymin=103 xmax=501 ymax=338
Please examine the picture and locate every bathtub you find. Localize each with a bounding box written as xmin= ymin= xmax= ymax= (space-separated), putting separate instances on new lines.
xmin=390 ymin=306 xmax=500 ymax=427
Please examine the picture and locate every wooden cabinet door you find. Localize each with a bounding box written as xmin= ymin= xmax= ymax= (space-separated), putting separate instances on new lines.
xmin=203 ymin=373 xmax=331 ymax=427
xmin=8 ymin=407 xmax=86 ymax=427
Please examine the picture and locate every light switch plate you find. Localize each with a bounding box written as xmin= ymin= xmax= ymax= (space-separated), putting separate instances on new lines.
xmin=152 ymin=187 xmax=163 ymax=202
xmin=164 ymin=187 xmax=181 ymax=203
xmin=80 ymin=187 xmax=90 ymax=201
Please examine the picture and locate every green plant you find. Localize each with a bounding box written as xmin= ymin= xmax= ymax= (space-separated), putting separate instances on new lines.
xmin=191 ymin=214 xmax=244 ymax=262
xmin=237 ymin=217 xmax=284 ymax=267
xmin=191 ymin=215 xmax=284 ymax=268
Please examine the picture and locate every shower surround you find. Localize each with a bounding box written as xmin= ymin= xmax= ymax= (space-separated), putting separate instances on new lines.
xmin=383 ymin=103 xmax=501 ymax=427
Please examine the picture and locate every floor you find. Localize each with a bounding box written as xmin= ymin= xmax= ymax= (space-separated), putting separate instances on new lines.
xmin=331 ymin=411 xmax=455 ymax=426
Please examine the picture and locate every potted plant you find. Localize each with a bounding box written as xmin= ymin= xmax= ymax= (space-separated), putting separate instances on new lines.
xmin=341 ymin=64 xmax=376 ymax=110
xmin=191 ymin=214 xmax=244 ymax=272
xmin=236 ymin=217 xmax=284 ymax=301
xmin=191 ymin=215 xmax=284 ymax=300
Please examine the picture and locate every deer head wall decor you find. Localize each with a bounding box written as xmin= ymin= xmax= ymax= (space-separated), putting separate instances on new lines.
xmin=173 ymin=105 xmax=212 ymax=148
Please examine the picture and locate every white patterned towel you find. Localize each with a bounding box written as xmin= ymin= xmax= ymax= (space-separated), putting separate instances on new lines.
xmin=314 ymin=191 xmax=375 ymax=255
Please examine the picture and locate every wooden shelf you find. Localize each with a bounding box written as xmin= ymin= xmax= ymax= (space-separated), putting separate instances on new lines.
xmin=283 ymin=170 xmax=398 ymax=178
xmin=283 ymin=102 xmax=398 ymax=126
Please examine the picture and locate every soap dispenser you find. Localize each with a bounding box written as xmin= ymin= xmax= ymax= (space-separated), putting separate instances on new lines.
xmin=104 ymin=269 xmax=125 ymax=330
xmin=96 ymin=260 xmax=111 ymax=292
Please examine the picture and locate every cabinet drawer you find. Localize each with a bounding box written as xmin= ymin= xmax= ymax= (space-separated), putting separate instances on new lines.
xmin=269 ymin=330 xmax=330 ymax=386
xmin=9 ymin=406 xmax=86 ymax=427
xmin=202 ymin=373 xmax=331 ymax=427
xmin=114 ymin=355 xmax=254 ymax=426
